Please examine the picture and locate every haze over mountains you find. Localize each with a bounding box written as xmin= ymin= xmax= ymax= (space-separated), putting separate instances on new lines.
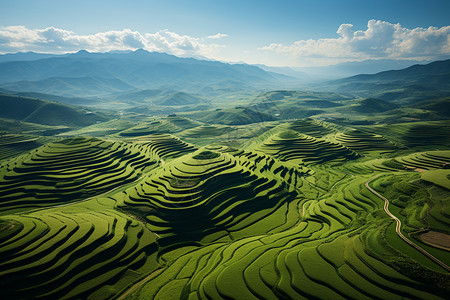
xmin=0 ymin=49 xmax=292 ymax=97
xmin=1 ymin=49 xmax=446 ymax=99
xmin=0 ymin=49 xmax=449 ymax=128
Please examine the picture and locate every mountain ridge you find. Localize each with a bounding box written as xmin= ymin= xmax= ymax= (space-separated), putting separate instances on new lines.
xmin=0 ymin=49 xmax=293 ymax=97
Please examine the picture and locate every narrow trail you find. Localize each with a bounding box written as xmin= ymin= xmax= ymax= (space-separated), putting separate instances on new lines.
xmin=365 ymin=174 xmax=450 ymax=272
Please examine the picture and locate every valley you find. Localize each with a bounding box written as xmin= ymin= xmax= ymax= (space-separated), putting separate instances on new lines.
xmin=0 ymin=52 xmax=449 ymax=299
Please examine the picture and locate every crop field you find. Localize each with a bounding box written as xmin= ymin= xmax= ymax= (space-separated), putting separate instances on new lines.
xmin=0 ymin=200 xmax=160 ymax=299
xmin=253 ymin=130 xmax=359 ymax=164
xmin=335 ymin=129 xmax=398 ymax=154
xmin=0 ymin=137 xmax=159 ymax=214
xmin=0 ymin=134 xmax=54 ymax=161
xmin=0 ymin=117 xmax=449 ymax=299
xmin=286 ymin=119 xmax=337 ymax=137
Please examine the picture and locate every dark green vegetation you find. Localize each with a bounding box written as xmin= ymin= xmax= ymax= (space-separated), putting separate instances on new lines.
xmin=0 ymin=54 xmax=449 ymax=299
xmin=0 ymin=94 xmax=108 ymax=127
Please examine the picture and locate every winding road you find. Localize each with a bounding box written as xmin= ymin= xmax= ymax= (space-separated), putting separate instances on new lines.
xmin=365 ymin=174 xmax=450 ymax=272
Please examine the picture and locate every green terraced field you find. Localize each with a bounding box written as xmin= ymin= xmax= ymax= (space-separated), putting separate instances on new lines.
xmin=335 ymin=129 xmax=398 ymax=154
xmin=254 ymin=130 xmax=359 ymax=164
xmin=0 ymin=137 xmax=158 ymax=214
xmin=0 ymin=134 xmax=54 ymax=161
xmin=286 ymin=119 xmax=336 ymax=137
xmin=0 ymin=118 xmax=449 ymax=300
xmin=0 ymin=200 xmax=160 ymax=299
xmin=131 ymin=134 xmax=198 ymax=159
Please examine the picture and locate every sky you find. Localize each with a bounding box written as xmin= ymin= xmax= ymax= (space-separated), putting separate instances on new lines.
xmin=0 ymin=0 xmax=449 ymax=67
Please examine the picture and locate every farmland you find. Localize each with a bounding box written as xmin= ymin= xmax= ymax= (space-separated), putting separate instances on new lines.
xmin=0 ymin=111 xmax=449 ymax=299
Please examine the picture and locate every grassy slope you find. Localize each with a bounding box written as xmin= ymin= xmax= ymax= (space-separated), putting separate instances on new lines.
xmin=0 ymin=93 xmax=109 ymax=127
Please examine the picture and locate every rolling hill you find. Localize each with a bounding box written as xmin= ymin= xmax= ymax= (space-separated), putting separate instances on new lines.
xmin=0 ymin=94 xmax=109 ymax=127
xmin=353 ymin=98 xmax=398 ymax=113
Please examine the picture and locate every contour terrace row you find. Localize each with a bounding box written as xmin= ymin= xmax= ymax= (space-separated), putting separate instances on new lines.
xmin=114 ymin=149 xmax=299 ymax=247
xmin=254 ymin=130 xmax=359 ymax=165
xmin=0 ymin=137 xmax=158 ymax=214
xmin=138 ymin=134 xmax=197 ymax=159
xmin=287 ymin=119 xmax=335 ymax=137
xmin=0 ymin=206 xmax=159 ymax=299
xmin=127 ymin=175 xmax=446 ymax=299
xmin=335 ymin=130 xmax=398 ymax=154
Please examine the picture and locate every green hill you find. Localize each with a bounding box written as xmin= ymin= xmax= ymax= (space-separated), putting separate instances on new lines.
xmin=156 ymin=92 xmax=207 ymax=106
xmin=189 ymin=107 xmax=277 ymax=125
xmin=0 ymin=94 xmax=109 ymax=127
xmin=410 ymin=98 xmax=450 ymax=117
xmin=353 ymin=98 xmax=398 ymax=113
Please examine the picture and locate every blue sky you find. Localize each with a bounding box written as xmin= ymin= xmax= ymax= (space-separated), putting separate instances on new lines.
xmin=1 ymin=0 xmax=449 ymax=66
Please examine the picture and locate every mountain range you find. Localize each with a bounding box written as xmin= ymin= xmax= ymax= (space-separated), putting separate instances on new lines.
xmin=324 ymin=59 xmax=450 ymax=104
xmin=0 ymin=49 xmax=291 ymax=98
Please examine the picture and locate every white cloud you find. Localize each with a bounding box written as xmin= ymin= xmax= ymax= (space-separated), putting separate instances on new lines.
xmin=0 ymin=26 xmax=226 ymax=58
xmin=206 ymin=33 xmax=228 ymax=39
xmin=261 ymin=20 xmax=450 ymax=65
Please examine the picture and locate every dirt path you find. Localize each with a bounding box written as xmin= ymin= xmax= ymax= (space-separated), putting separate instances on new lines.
xmin=365 ymin=174 xmax=450 ymax=272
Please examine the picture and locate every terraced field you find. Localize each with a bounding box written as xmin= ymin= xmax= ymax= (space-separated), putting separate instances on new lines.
xmin=254 ymin=130 xmax=359 ymax=164
xmin=0 ymin=202 xmax=160 ymax=299
xmin=1 ymin=119 xmax=449 ymax=300
xmin=133 ymin=134 xmax=197 ymax=159
xmin=126 ymin=175 xmax=448 ymax=300
xmin=114 ymin=148 xmax=300 ymax=245
xmin=0 ymin=137 xmax=158 ymax=214
xmin=287 ymin=119 xmax=336 ymax=137
xmin=363 ymin=121 xmax=450 ymax=148
xmin=0 ymin=134 xmax=53 ymax=161
xmin=401 ymin=123 xmax=450 ymax=146
xmin=335 ymin=129 xmax=397 ymax=154
xmin=394 ymin=151 xmax=450 ymax=170
xmin=119 ymin=120 xmax=180 ymax=137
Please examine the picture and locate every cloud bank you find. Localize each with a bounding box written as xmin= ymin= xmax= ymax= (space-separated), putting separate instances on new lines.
xmin=261 ymin=20 xmax=450 ymax=65
xmin=0 ymin=26 xmax=227 ymax=57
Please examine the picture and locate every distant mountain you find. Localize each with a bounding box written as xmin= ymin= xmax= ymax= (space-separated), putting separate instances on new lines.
xmin=335 ymin=59 xmax=450 ymax=84
xmin=0 ymin=51 xmax=59 ymax=63
xmin=109 ymin=88 xmax=208 ymax=108
xmin=0 ymin=49 xmax=292 ymax=98
xmin=156 ymin=92 xmax=206 ymax=106
xmin=12 ymin=92 xmax=98 ymax=105
xmin=111 ymin=89 xmax=175 ymax=101
xmin=255 ymin=65 xmax=308 ymax=79
xmin=0 ymin=76 xmax=136 ymax=97
xmin=324 ymin=59 xmax=450 ymax=104
xmin=0 ymin=94 xmax=108 ymax=127
xmin=298 ymin=59 xmax=430 ymax=78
